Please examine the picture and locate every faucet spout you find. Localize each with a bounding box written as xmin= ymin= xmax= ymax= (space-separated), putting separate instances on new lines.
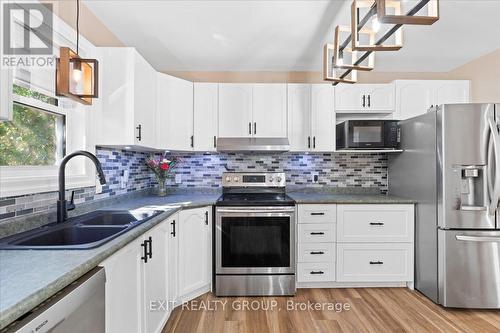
xmin=57 ymin=150 xmax=107 ymax=223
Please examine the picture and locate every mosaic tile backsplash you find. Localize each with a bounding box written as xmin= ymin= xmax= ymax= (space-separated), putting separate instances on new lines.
xmin=165 ymin=152 xmax=387 ymax=190
xmin=0 ymin=147 xmax=158 ymax=221
xmin=0 ymin=149 xmax=387 ymax=222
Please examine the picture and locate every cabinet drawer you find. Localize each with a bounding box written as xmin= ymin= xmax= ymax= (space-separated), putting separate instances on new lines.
xmin=336 ymin=243 xmax=413 ymax=282
xmin=298 ymin=223 xmax=335 ymax=243
xmin=297 ymin=262 xmax=335 ymax=282
xmin=337 ymin=204 xmax=414 ymax=242
xmin=298 ymin=243 xmax=335 ymax=263
xmin=298 ymin=204 xmax=336 ymax=224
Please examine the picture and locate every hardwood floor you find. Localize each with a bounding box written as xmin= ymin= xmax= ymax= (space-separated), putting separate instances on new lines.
xmin=162 ymin=288 xmax=500 ymax=333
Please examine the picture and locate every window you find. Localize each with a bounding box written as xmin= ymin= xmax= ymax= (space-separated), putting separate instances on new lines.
xmin=0 ymin=85 xmax=65 ymax=166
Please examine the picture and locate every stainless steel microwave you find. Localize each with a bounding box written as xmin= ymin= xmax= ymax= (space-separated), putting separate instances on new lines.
xmin=336 ymin=120 xmax=400 ymax=150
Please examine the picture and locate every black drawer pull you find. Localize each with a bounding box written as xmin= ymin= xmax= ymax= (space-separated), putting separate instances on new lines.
xmin=310 ymin=251 xmax=324 ymax=255
xmin=171 ymin=220 xmax=176 ymax=237
xmin=310 ymin=212 xmax=325 ymax=216
xmin=141 ymin=241 xmax=148 ymax=263
xmin=136 ymin=124 xmax=142 ymax=141
xmin=370 ymin=261 xmax=384 ymax=265
xmin=310 ymin=271 xmax=324 ymax=275
xmin=146 ymin=236 xmax=152 ymax=259
xmin=310 ymin=232 xmax=325 ymax=235
xmin=369 ymin=222 xmax=385 ymax=226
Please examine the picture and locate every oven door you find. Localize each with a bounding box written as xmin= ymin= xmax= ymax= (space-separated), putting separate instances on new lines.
xmin=347 ymin=120 xmax=385 ymax=148
xmin=216 ymin=206 xmax=295 ymax=275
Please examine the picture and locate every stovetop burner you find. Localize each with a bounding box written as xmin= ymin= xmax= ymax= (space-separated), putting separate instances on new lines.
xmin=216 ymin=192 xmax=295 ymax=207
xmin=216 ymin=172 xmax=295 ymax=207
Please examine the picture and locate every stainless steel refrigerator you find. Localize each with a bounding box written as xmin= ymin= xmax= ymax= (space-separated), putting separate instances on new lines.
xmin=389 ymin=103 xmax=500 ymax=308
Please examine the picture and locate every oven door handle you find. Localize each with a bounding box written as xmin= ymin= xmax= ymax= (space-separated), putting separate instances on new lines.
xmin=217 ymin=208 xmax=296 ymax=214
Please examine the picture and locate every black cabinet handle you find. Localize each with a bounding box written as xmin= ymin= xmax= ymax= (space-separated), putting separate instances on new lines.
xmin=369 ymin=222 xmax=384 ymax=226
xmin=367 ymin=94 xmax=371 ymax=107
xmin=190 ymin=135 xmax=194 ymax=148
xmin=136 ymin=124 xmax=142 ymax=141
xmin=310 ymin=212 xmax=325 ymax=216
xmin=310 ymin=271 xmax=324 ymax=275
xmin=171 ymin=220 xmax=176 ymax=237
xmin=362 ymin=95 xmax=366 ymax=107
xmin=310 ymin=251 xmax=324 ymax=255
xmin=205 ymin=211 xmax=209 ymax=225
xmin=370 ymin=261 xmax=384 ymax=265
xmin=313 ymin=136 xmax=316 ymax=149
xmin=146 ymin=236 xmax=152 ymax=259
xmin=249 ymin=122 xmax=252 ymax=134
xmin=141 ymin=240 xmax=148 ymax=263
xmin=214 ymin=136 xmax=217 ymax=148
xmin=310 ymin=232 xmax=325 ymax=235
xmin=308 ymin=136 xmax=311 ymax=149
xmin=254 ymin=122 xmax=257 ymax=135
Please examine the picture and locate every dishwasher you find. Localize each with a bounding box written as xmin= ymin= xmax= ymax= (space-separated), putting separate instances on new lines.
xmin=1 ymin=267 xmax=105 ymax=333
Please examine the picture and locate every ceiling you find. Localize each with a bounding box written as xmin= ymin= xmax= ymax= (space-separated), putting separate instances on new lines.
xmin=84 ymin=0 xmax=500 ymax=73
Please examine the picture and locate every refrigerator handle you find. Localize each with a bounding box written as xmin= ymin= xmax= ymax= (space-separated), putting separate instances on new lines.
xmin=486 ymin=115 xmax=500 ymax=215
xmin=456 ymin=235 xmax=500 ymax=243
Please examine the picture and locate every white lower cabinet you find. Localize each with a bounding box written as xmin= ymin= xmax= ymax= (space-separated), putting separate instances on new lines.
xmin=296 ymin=203 xmax=415 ymax=288
xmin=297 ymin=204 xmax=336 ymax=284
xmin=336 ymin=243 xmax=413 ymax=282
xmin=178 ymin=207 xmax=212 ymax=301
xmin=101 ymin=237 xmax=144 ymax=333
xmin=100 ymin=206 xmax=212 ymax=333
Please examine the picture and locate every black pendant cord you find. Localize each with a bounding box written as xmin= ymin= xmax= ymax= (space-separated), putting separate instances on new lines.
xmin=76 ymin=0 xmax=80 ymax=55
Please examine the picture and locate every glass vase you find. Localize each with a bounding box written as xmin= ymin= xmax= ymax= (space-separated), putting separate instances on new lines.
xmin=156 ymin=177 xmax=167 ymax=197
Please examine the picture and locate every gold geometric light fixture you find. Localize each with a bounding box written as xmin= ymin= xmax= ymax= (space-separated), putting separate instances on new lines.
xmin=377 ymin=0 xmax=439 ymax=25
xmin=333 ymin=25 xmax=375 ymax=71
xmin=323 ymin=43 xmax=358 ymax=84
xmin=55 ymin=0 xmax=98 ymax=105
xmin=56 ymin=47 xmax=98 ymax=105
xmin=323 ymin=0 xmax=439 ymax=85
xmin=351 ymin=0 xmax=403 ymax=51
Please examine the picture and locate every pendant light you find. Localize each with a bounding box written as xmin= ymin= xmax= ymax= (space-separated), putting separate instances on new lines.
xmin=377 ymin=0 xmax=439 ymax=25
xmin=56 ymin=0 xmax=99 ymax=105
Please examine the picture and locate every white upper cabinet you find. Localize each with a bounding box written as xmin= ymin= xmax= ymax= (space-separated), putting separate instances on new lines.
xmin=335 ymin=83 xmax=395 ymax=113
xmin=395 ymin=80 xmax=470 ymax=120
xmin=193 ymin=83 xmax=218 ymax=151
xmin=433 ymin=80 xmax=470 ymax=106
xmin=288 ymin=84 xmax=311 ymax=151
xmin=252 ymin=84 xmax=287 ymax=138
xmin=218 ymin=83 xmax=287 ymax=138
xmin=218 ymin=84 xmax=253 ymax=137
xmin=97 ymin=48 xmax=157 ymax=148
xmin=311 ymin=84 xmax=335 ymax=151
xmin=133 ymin=53 xmax=157 ymax=148
xmin=156 ymin=73 xmax=194 ymax=150
xmin=395 ymin=81 xmax=433 ymax=120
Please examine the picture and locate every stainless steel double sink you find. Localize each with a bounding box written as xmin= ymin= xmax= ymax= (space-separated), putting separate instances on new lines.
xmin=0 ymin=210 xmax=164 ymax=250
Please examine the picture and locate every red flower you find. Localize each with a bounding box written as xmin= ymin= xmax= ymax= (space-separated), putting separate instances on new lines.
xmin=160 ymin=163 xmax=169 ymax=170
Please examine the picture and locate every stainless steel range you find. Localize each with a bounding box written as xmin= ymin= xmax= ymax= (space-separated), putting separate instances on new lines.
xmin=215 ymin=172 xmax=296 ymax=296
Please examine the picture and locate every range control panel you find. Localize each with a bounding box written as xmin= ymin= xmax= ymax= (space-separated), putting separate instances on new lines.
xmin=222 ymin=172 xmax=286 ymax=188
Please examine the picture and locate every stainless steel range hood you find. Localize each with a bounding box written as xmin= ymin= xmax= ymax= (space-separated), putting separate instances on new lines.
xmin=216 ymin=137 xmax=290 ymax=152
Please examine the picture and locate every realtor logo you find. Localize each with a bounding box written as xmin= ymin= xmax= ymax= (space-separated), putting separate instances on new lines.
xmin=1 ymin=3 xmax=55 ymax=68
xmin=3 ymin=3 xmax=53 ymax=55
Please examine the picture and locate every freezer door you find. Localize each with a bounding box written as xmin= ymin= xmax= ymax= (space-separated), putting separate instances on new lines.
xmin=438 ymin=104 xmax=498 ymax=229
xmin=438 ymin=229 xmax=500 ymax=308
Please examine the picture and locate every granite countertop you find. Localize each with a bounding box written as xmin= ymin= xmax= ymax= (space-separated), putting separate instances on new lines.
xmin=287 ymin=191 xmax=416 ymax=204
xmin=0 ymin=192 xmax=220 ymax=330
xmin=0 ymin=188 xmax=415 ymax=329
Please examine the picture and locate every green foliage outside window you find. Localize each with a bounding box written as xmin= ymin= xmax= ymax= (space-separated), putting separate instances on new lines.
xmin=0 ymin=85 xmax=64 ymax=166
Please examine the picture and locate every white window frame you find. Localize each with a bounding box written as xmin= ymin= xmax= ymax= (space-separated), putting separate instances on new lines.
xmin=0 ymin=1 xmax=98 ymax=197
